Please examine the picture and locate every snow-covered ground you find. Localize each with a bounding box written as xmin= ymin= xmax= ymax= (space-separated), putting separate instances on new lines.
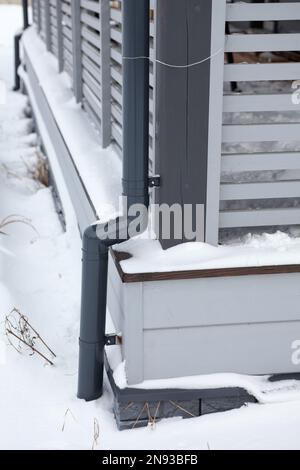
xmin=2 ymin=4 xmax=300 ymax=450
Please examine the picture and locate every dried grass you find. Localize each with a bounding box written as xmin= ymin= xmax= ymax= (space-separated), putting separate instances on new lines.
xmin=61 ymin=408 xmax=77 ymax=432
xmin=92 ymin=418 xmax=100 ymax=450
xmin=22 ymin=149 xmax=49 ymax=187
xmin=0 ymin=214 xmax=38 ymax=236
xmin=5 ymin=308 xmax=56 ymax=365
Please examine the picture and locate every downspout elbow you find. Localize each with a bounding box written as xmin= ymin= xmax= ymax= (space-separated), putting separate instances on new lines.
xmin=77 ymin=219 xmax=129 ymax=401
xmin=78 ymin=0 xmax=150 ymax=402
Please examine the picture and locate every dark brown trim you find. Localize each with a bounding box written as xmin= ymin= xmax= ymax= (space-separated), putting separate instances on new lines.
xmin=110 ymin=249 xmax=300 ymax=284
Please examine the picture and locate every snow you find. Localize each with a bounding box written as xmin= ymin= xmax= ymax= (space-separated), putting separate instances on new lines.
xmin=115 ymin=231 xmax=300 ymax=274
xmin=0 ymin=5 xmax=23 ymax=86
xmin=111 ymin=357 xmax=300 ymax=405
xmin=2 ymin=5 xmax=300 ymax=450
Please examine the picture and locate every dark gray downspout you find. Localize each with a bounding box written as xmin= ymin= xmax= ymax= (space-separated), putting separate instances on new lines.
xmin=22 ymin=0 xmax=29 ymax=30
xmin=14 ymin=0 xmax=29 ymax=91
xmin=77 ymin=0 xmax=150 ymax=401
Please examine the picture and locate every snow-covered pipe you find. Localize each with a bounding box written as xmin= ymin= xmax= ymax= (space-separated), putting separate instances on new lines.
xmin=77 ymin=0 xmax=150 ymax=401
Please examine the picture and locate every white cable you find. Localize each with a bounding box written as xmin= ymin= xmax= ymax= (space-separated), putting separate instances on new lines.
xmin=122 ymin=47 xmax=224 ymax=69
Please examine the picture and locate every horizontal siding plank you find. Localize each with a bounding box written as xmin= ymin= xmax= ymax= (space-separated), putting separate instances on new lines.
xmin=220 ymin=181 xmax=300 ymax=201
xmin=82 ymin=55 xmax=100 ymax=82
xmin=224 ymin=63 xmax=300 ymax=82
xmin=111 ymin=122 xmax=122 ymax=149
xmin=83 ymin=82 xmax=101 ymax=117
xmin=222 ymin=152 xmax=300 ymax=172
xmin=226 ymin=3 xmax=300 ymax=22
xmin=220 ymin=208 xmax=300 ymax=228
xmin=81 ymin=0 xmax=100 ymax=14
xmin=80 ymin=10 xmax=100 ymax=31
xmin=82 ymin=68 xmax=101 ymax=98
xmin=81 ymin=25 xmax=100 ymax=49
xmin=223 ymin=123 xmax=300 ymax=143
xmin=225 ymin=33 xmax=300 ymax=53
xmin=223 ymin=93 xmax=297 ymax=113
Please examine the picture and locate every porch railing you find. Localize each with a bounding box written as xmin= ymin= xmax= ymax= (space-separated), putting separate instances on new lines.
xmin=31 ymin=0 xmax=156 ymax=166
xmin=30 ymin=0 xmax=300 ymax=246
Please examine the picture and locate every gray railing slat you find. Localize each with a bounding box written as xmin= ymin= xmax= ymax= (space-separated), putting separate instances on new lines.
xmin=45 ymin=1 xmax=51 ymax=51
xmin=223 ymin=123 xmax=300 ymax=144
xmin=221 ymin=181 xmax=300 ymax=202
xmin=100 ymin=0 xmax=112 ymax=147
xmin=223 ymin=93 xmax=297 ymax=113
xmin=82 ymin=55 xmax=100 ymax=82
xmin=224 ymin=63 xmax=300 ymax=82
xmin=82 ymin=69 xmax=101 ymax=98
xmin=71 ymin=0 xmax=83 ymax=102
xmin=56 ymin=0 xmax=64 ymax=72
xmin=220 ymin=208 xmax=300 ymax=229
xmin=227 ymin=2 xmax=300 ymax=22
xmin=222 ymin=152 xmax=300 ymax=173
xmin=225 ymin=33 xmax=300 ymax=53
xmin=83 ymin=83 xmax=101 ymax=116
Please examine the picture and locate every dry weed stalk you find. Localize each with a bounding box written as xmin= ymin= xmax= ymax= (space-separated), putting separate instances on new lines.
xmin=5 ymin=308 xmax=56 ymax=365
xmin=92 ymin=418 xmax=100 ymax=450
xmin=132 ymin=403 xmax=147 ymax=429
xmin=0 ymin=163 xmax=22 ymax=181
xmin=131 ymin=400 xmax=194 ymax=429
xmin=62 ymin=408 xmax=77 ymax=432
xmin=169 ymin=400 xmax=196 ymax=418
xmin=0 ymin=214 xmax=38 ymax=236
xmin=22 ymin=149 xmax=49 ymax=187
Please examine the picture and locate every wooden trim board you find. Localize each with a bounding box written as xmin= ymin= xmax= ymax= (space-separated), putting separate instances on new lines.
xmin=111 ymin=249 xmax=300 ymax=284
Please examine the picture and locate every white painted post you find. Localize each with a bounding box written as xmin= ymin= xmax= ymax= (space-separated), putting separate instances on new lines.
xmin=205 ymin=0 xmax=226 ymax=245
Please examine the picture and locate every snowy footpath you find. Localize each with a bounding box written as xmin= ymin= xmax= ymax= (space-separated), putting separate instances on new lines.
xmin=1 ymin=5 xmax=300 ymax=450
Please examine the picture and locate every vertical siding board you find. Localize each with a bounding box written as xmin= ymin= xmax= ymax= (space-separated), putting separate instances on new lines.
xmin=56 ymin=0 xmax=64 ymax=73
xmin=71 ymin=0 xmax=83 ymax=103
xmin=100 ymin=0 xmax=112 ymax=147
xmin=45 ymin=0 xmax=51 ymax=51
xmin=155 ymin=0 xmax=188 ymax=248
xmin=155 ymin=0 xmax=212 ymax=248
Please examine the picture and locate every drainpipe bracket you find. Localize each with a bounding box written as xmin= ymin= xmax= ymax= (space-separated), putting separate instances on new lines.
xmin=148 ymin=175 xmax=161 ymax=188
xmin=105 ymin=334 xmax=122 ymax=346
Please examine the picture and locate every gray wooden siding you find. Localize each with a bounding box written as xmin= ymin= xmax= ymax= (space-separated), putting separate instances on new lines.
xmin=31 ymin=0 xmax=300 ymax=242
xmin=220 ymin=0 xmax=300 ymax=237
xmin=106 ymin=262 xmax=300 ymax=384
xmin=33 ymin=0 xmax=156 ymax=157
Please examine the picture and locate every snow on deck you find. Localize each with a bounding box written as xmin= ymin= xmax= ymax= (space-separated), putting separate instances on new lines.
xmin=115 ymin=231 xmax=300 ymax=274
xmin=1 ymin=5 xmax=300 ymax=451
